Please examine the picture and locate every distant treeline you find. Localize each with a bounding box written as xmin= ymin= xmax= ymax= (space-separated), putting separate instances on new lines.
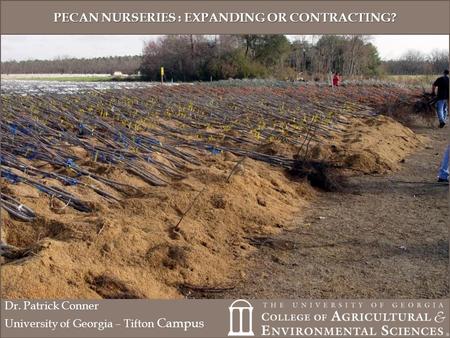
xmin=2 ymin=35 xmax=448 ymax=80
xmin=1 ymin=55 xmax=141 ymax=75
xmin=141 ymin=35 xmax=381 ymax=81
xmin=380 ymin=50 xmax=448 ymax=75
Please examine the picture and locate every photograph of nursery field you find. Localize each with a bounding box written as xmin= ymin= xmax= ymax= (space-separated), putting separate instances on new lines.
xmin=0 ymin=35 xmax=448 ymax=299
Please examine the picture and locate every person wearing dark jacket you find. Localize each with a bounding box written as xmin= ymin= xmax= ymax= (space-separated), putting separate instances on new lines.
xmin=432 ymin=69 xmax=449 ymax=128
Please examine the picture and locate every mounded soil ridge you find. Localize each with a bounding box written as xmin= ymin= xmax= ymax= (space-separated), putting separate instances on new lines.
xmin=1 ymin=112 xmax=423 ymax=299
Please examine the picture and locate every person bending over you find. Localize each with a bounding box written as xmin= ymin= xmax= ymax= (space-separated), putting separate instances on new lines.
xmin=432 ymin=69 xmax=449 ymax=128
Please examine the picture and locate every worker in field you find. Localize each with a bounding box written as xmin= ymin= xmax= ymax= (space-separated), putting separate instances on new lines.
xmin=437 ymin=144 xmax=449 ymax=183
xmin=432 ymin=69 xmax=449 ymax=128
xmin=332 ymin=72 xmax=341 ymax=87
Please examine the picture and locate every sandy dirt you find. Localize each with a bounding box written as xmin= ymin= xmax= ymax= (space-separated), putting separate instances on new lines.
xmin=210 ymin=126 xmax=449 ymax=299
xmin=0 ymin=113 xmax=433 ymax=299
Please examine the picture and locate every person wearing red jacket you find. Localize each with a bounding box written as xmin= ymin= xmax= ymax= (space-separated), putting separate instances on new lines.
xmin=332 ymin=72 xmax=341 ymax=87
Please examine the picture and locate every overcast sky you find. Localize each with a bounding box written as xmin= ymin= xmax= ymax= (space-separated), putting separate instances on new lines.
xmin=1 ymin=35 xmax=448 ymax=62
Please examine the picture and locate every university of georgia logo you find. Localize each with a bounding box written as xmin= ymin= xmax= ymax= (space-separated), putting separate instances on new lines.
xmin=228 ymin=299 xmax=254 ymax=336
